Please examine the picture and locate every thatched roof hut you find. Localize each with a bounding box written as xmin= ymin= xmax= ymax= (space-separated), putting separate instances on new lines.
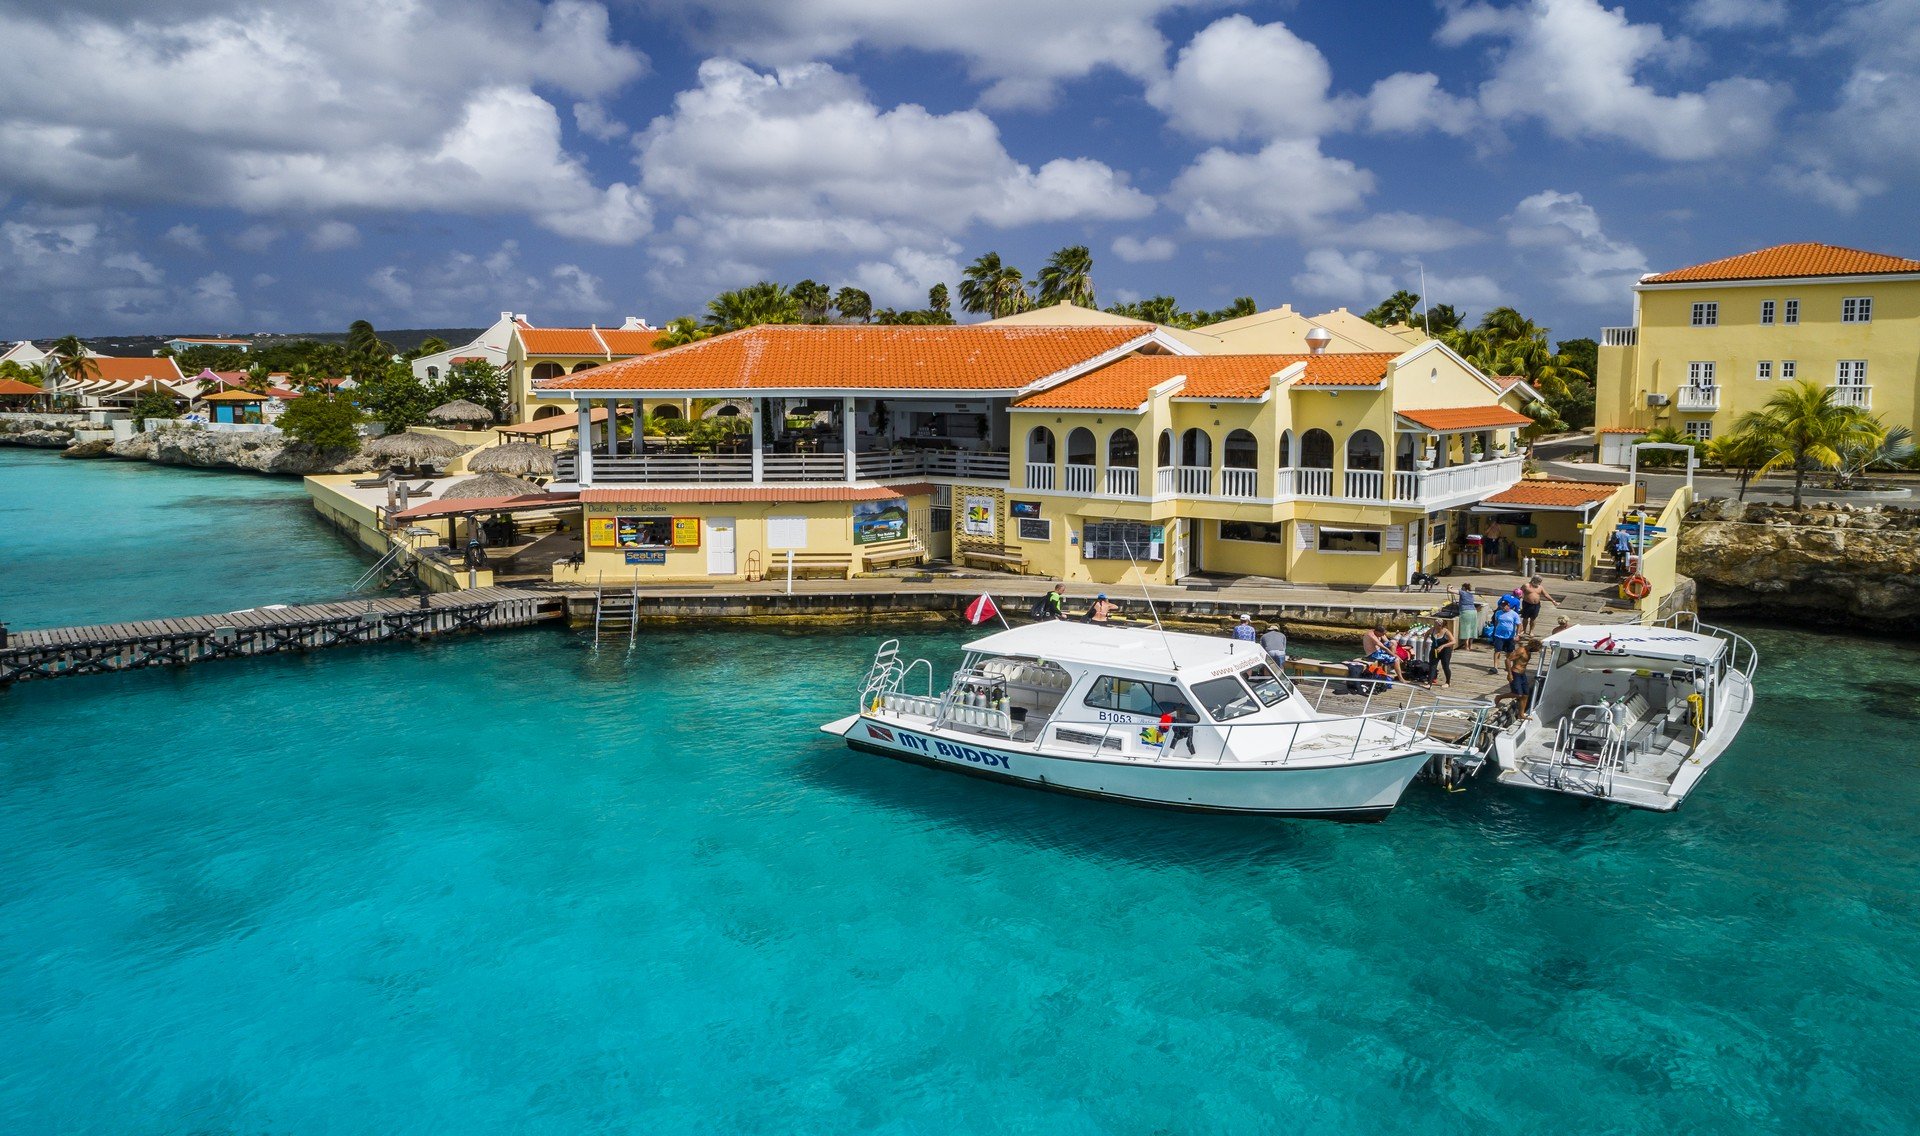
xmin=426 ymin=399 xmax=494 ymax=428
xmin=467 ymin=442 xmax=556 ymax=478
xmin=440 ymin=472 xmax=544 ymax=501
xmin=363 ymin=430 xmax=472 ymax=467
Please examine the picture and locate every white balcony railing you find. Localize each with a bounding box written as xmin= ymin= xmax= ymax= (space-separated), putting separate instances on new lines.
xmin=1219 ymin=467 xmax=1258 ymax=498
xmin=1829 ymin=384 xmax=1872 ymax=409
xmin=1177 ymin=465 xmax=1212 ymax=496
xmin=1293 ymin=467 xmax=1333 ymax=497
xmin=1105 ymin=466 xmax=1140 ymax=497
xmin=1602 ymin=326 xmax=1638 ymax=347
xmin=1676 ymin=385 xmax=1720 ymax=411
xmin=1063 ymin=463 xmax=1096 ymax=494
xmin=558 ymin=449 xmax=1008 ymax=485
xmin=1391 ymin=471 xmax=1420 ymax=502
xmin=1406 ymin=455 xmax=1525 ymax=507
xmin=1025 ymin=461 xmax=1055 ymax=490
xmin=1345 ymin=469 xmax=1385 ymax=499
xmin=1156 ymin=466 xmax=1177 ymax=495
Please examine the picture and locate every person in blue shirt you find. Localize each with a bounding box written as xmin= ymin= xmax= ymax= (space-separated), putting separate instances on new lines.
xmin=1490 ymin=600 xmax=1522 ymax=668
xmin=1230 ymin=614 xmax=1257 ymax=641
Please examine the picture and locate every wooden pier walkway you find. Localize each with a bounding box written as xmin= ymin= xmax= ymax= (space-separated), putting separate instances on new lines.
xmin=0 ymin=587 xmax=563 ymax=687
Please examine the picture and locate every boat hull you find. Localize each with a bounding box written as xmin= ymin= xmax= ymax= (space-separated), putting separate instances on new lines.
xmin=827 ymin=715 xmax=1435 ymax=821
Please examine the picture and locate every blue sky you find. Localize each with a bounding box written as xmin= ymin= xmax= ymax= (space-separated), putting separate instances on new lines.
xmin=1 ymin=0 xmax=1914 ymax=344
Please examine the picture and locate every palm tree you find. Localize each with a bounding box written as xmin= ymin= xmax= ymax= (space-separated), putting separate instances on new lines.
xmin=653 ymin=317 xmax=713 ymax=349
xmin=1835 ymin=423 xmax=1914 ymax=488
xmin=1733 ymin=379 xmax=1882 ymax=507
xmin=346 ymin=320 xmax=391 ymax=360
xmin=791 ymin=279 xmax=831 ymax=322
xmin=1706 ymin=430 xmax=1781 ymax=500
xmin=832 ymin=286 xmax=873 ymax=323
xmin=1035 ymin=245 xmax=1096 ymax=308
xmin=1419 ymin=303 xmax=1463 ymax=336
xmin=958 ymin=252 xmax=1031 ymax=318
xmin=705 ymin=282 xmax=801 ymax=332
xmin=48 ymin=335 xmax=99 ymax=391
xmin=1363 ymin=290 xmax=1422 ymax=328
xmin=928 ymin=282 xmax=951 ymax=318
xmin=1205 ymin=296 xmax=1257 ymax=323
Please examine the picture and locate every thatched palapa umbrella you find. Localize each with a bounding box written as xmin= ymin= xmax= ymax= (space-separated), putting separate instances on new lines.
xmin=364 ymin=429 xmax=472 ymax=469
xmin=426 ymin=399 xmax=494 ymax=429
xmin=442 ymin=471 xmax=544 ymax=501
xmin=467 ymin=442 xmax=556 ymax=479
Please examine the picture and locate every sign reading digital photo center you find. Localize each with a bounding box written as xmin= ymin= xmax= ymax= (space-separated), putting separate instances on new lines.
xmin=852 ymin=497 xmax=909 ymax=544
xmin=1082 ymin=520 xmax=1164 ymax=561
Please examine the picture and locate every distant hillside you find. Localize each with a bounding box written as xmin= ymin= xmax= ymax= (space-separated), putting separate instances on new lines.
xmin=74 ymin=328 xmax=486 ymax=356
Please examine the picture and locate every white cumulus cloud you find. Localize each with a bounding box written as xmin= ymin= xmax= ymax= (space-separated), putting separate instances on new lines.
xmin=1146 ymin=16 xmax=1355 ymax=143
xmin=1167 ymin=140 xmax=1374 ymax=240
xmin=1112 ymin=234 xmax=1178 ymax=263
xmin=1504 ymin=189 xmax=1648 ymax=305
xmin=306 ymin=221 xmax=361 ymax=252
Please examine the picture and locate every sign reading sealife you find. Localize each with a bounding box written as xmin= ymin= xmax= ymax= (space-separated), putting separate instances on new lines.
xmin=821 ymin=621 xmax=1495 ymax=821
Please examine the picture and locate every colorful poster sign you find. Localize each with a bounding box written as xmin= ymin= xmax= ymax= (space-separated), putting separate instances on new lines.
xmin=616 ymin=517 xmax=647 ymax=548
xmin=587 ymin=517 xmax=618 ymax=548
xmin=852 ymin=498 xmax=909 ymax=545
xmin=671 ymin=517 xmax=702 ymax=548
xmin=962 ymin=495 xmax=995 ymax=537
xmin=1010 ymin=500 xmax=1041 ymax=519
xmin=625 ymin=549 xmax=667 ymax=565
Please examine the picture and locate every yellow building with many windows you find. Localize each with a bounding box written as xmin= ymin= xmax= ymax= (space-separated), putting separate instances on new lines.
xmin=1596 ymin=242 xmax=1920 ymax=455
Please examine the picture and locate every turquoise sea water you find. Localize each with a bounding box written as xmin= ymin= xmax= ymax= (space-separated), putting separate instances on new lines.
xmin=4 ymin=456 xmax=1920 ymax=1133
xmin=0 ymin=447 xmax=369 ymax=630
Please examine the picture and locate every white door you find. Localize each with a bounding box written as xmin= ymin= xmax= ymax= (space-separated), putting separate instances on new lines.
xmin=707 ymin=517 xmax=736 ymax=575
xmin=1169 ymin=519 xmax=1188 ymax=578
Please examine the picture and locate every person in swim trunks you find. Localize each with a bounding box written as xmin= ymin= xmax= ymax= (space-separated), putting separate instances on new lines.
xmin=1518 ymin=574 xmax=1556 ymax=637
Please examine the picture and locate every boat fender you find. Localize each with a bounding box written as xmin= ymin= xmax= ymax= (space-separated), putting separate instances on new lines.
xmin=1622 ymin=575 xmax=1652 ymax=600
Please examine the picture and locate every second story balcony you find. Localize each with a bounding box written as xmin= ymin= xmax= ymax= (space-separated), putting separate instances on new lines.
xmin=1676 ymin=384 xmax=1720 ymax=412
xmin=1828 ymin=384 xmax=1872 ymax=409
xmin=1601 ymin=327 xmax=1638 ymax=348
xmin=555 ymin=447 xmax=1009 ymax=485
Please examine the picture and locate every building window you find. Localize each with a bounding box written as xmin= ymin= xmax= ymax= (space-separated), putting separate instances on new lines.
xmin=426 ymin=366 xmax=439 ymax=380
xmin=1082 ymin=520 xmax=1163 ymax=561
xmin=1688 ymin=361 xmax=1716 ymax=385
xmin=1781 ymin=360 xmax=1797 ymax=380
xmin=1836 ymin=360 xmax=1868 ymax=385
xmin=1684 ymin=421 xmax=1712 ymax=442
xmin=1842 ymin=297 xmax=1873 ymax=323
xmin=1760 ymin=300 xmax=1775 ymax=325
xmin=1317 ymin=527 xmax=1383 ymax=554
xmin=1219 ymin=520 xmax=1285 ymax=544
xmin=1691 ymin=302 xmax=1718 ymax=327
xmin=1783 ymin=299 xmax=1799 ymax=324
xmin=1756 ymin=361 xmax=1772 ymax=380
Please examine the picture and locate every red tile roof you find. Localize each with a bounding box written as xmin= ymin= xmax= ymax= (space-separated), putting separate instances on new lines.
xmin=394 ymin=492 xmax=578 ymax=520
xmin=580 ymin=483 xmax=936 ymax=504
xmin=1643 ymin=242 xmax=1920 ymax=284
xmin=595 ymin=329 xmax=665 ymax=356
xmin=540 ymin=325 xmax=1148 ymax=393
xmin=199 ymin=389 xmax=270 ymax=401
xmin=0 ymin=378 xmax=44 ymax=395
xmin=1013 ymin=354 xmax=1299 ymax=409
xmin=518 ymin=327 xmax=607 ymax=356
xmin=85 ymin=356 xmax=185 ymax=383
xmin=1288 ymin=352 xmax=1397 ymax=387
xmin=496 ymin=407 xmax=622 ymax=436
xmin=1597 ymin=426 xmax=1648 ymax=434
xmin=1484 ymin=480 xmax=1624 ymax=508
xmin=1397 ymin=405 xmax=1534 ymax=431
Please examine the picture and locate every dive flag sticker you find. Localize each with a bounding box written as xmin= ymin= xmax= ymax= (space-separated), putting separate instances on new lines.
xmin=865 ymin=724 xmax=895 ymax=742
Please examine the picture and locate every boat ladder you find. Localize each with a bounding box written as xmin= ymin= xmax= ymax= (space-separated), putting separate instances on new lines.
xmin=592 ymin=573 xmax=643 ymax=651
xmin=857 ymin=639 xmax=935 ymax=714
xmin=1543 ymin=703 xmax=1625 ymax=797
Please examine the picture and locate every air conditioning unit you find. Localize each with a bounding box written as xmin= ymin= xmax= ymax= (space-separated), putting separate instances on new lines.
xmin=1645 ymin=393 xmax=1670 ymax=407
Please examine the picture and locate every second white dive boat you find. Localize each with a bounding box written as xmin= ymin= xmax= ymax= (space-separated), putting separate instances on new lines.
xmin=1493 ymin=614 xmax=1758 ymax=811
xmin=821 ymin=622 xmax=1494 ymax=821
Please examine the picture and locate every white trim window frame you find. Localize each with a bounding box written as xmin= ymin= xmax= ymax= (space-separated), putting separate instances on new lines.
xmin=1684 ymin=420 xmax=1712 ymax=441
xmin=1760 ymin=299 xmax=1775 ymax=325
xmin=1756 ymin=361 xmax=1772 ymax=381
xmin=1836 ymin=360 xmax=1868 ymax=386
xmin=1783 ymin=298 xmax=1799 ymax=324
xmin=1688 ymin=360 xmax=1716 ymax=385
xmin=1316 ymin=526 xmax=1385 ymax=555
xmin=1690 ymin=301 xmax=1719 ymax=327
xmin=1841 ymin=296 xmax=1873 ymax=323
xmin=1781 ymin=360 xmax=1797 ymax=380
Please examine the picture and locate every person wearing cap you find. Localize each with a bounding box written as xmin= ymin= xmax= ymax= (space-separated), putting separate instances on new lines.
xmin=1230 ymin=614 xmax=1257 ymax=642
xmin=1089 ymin=593 xmax=1119 ymax=623
xmin=1258 ymin=623 xmax=1288 ymax=672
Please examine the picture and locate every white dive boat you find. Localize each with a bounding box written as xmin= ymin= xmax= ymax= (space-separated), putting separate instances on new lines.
xmin=1493 ymin=614 xmax=1758 ymax=812
xmin=820 ymin=622 xmax=1494 ymax=821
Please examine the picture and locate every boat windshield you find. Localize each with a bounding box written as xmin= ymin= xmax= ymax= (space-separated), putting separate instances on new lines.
xmin=1191 ymin=675 xmax=1261 ymax=721
xmin=1240 ymin=662 xmax=1292 ymax=706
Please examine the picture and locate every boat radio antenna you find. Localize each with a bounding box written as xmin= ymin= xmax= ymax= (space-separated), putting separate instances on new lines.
xmin=1124 ymin=532 xmax=1179 ymax=672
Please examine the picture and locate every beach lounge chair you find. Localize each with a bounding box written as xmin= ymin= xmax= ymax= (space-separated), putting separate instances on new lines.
xmin=352 ymin=469 xmax=395 ymax=489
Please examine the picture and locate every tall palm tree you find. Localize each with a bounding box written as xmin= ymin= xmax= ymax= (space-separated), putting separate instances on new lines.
xmin=48 ymin=334 xmax=99 ymax=391
xmin=1706 ymin=430 xmax=1782 ymax=500
xmin=832 ymin=286 xmax=873 ymax=323
xmin=1035 ymin=245 xmax=1096 ymax=308
xmin=927 ymin=282 xmax=951 ymax=318
xmin=704 ymin=282 xmax=801 ymax=332
xmin=1733 ymin=379 xmax=1882 ymax=507
xmin=959 ymin=252 xmax=1031 ymax=318
xmin=1363 ymin=290 xmax=1422 ymax=328
xmin=653 ymin=317 xmax=713 ymax=349
xmin=791 ymin=279 xmax=831 ymax=322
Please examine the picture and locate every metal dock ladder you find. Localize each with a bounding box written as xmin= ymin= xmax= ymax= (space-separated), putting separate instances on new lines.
xmin=591 ymin=573 xmax=643 ymax=652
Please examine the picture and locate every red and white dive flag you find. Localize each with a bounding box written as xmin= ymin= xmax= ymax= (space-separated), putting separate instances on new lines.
xmin=964 ymin=593 xmax=1001 ymax=626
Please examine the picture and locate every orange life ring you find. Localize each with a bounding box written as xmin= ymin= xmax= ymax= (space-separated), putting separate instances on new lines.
xmin=1622 ymin=575 xmax=1651 ymax=599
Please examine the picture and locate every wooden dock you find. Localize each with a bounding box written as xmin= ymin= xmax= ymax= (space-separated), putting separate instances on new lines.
xmin=0 ymin=587 xmax=562 ymax=687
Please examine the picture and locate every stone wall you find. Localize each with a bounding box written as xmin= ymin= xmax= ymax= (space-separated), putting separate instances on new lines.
xmin=1680 ymin=498 xmax=1920 ymax=629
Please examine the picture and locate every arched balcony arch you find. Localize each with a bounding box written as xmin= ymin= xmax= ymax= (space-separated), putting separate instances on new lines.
xmin=1064 ymin=427 xmax=1097 ymax=493
xmin=570 ymin=361 xmax=599 ymax=373
xmin=1154 ymin=429 xmax=1175 ymax=495
xmin=1025 ymin=426 xmax=1056 ymax=489
xmin=530 ymin=361 xmax=565 ymax=382
xmin=1106 ymin=428 xmax=1140 ymax=496
xmin=1177 ymin=428 xmax=1213 ymax=496
xmin=1345 ymin=429 xmax=1386 ymax=498
xmin=1297 ymin=428 xmax=1335 ymax=496
xmin=1221 ymin=429 xmax=1259 ymax=498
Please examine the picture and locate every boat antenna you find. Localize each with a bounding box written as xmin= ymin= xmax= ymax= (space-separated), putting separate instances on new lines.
xmin=1124 ymin=530 xmax=1179 ymax=672
xmin=1415 ymin=259 xmax=1430 ymax=334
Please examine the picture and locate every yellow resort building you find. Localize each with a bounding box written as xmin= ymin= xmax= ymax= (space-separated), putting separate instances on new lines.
xmin=534 ymin=319 xmax=1582 ymax=589
xmin=1596 ymin=242 xmax=1920 ymax=459
xmin=505 ymin=316 xmax=665 ymax=423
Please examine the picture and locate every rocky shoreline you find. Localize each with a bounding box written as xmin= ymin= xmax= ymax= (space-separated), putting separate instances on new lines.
xmin=1680 ymin=498 xmax=1920 ymax=630
xmin=0 ymin=414 xmax=81 ymax=449
xmin=105 ymin=425 xmax=373 ymax=475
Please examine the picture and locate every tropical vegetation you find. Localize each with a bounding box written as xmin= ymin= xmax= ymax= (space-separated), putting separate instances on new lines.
xmin=1722 ymin=379 xmax=1892 ymax=507
xmin=275 ymin=391 xmax=365 ymax=453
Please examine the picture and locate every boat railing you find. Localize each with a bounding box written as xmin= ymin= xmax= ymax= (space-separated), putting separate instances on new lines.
xmin=1654 ymin=611 xmax=1760 ymax=681
xmin=1039 ymin=693 xmax=1491 ymax=766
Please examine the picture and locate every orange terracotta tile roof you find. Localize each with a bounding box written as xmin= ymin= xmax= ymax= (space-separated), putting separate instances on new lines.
xmin=540 ymin=325 xmax=1149 ymax=393
xmin=394 ymin=492 xmax=578 ymax=520
xmin=0 ymin=378 xmax=44 ymax=395
xmin=580 ymin=483 xmax=936 ymax=504
xmin=1643 ymin=242 xmax=1920 ymax=284
xmin=1397 ymin=405 xmax=1534 ymax=431
xmin=1288 ymin=352 xmax=1397 ymax=387
xmin=1014 ymin=354 xmax=1298 ymax=409
xmin=86 ymin=356 xmax=185 ymax=383
xmin=495 ymin=407 xmax=622 ymax=435
xmin=199 ymin=389 xmax=271 ymax=401
xmin=595 ymin=329 xmax=665 ymax=356
xmin=1484 ymin=480 xmax=1624 ymax=508
xmin=1597 ymin=426 xmax=1648 ymax=434
xmin=517 ymin=327 xmax=608 ymax=356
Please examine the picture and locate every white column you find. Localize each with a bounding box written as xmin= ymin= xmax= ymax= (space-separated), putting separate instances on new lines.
xmin=751 ymin=396 xmax=765 ymax=483
xmin=843 ymin=396 xmax=857 ymax=482
xmin=632 ymin=399 xmax=645 ymax=455
xmin=574 ymin=401 xmax=594 ymax=488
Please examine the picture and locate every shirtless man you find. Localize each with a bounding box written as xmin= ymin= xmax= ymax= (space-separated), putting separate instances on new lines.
xmin=1518 ymin=574 xmax=1556 ymax=637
